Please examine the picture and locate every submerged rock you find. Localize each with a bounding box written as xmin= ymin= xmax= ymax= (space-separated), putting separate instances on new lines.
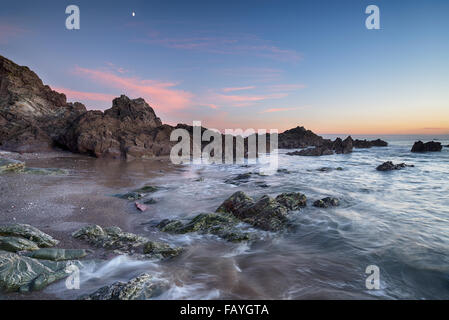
xmin=0 ymin=236 xmax=39 ymax=252
xmin=72 ymin=225 xmax=181 ymax=259
xmin=0 ymin=224 xmax=59 ymax=248
xmin=26 ymin=248 xmax=89 ymax=261
xmin=313 ymin=197 xmax=340 ymax=208
xmin=224 ymin=173 xmax=252 ymax=185
xmin=133 ymin=185 xmax=158 ymax=193
xmin=79 ymin=273 xmax=168 ymax=300
xmin=157 ymin=213 xmax=254 ymax=242
xmin=22 ymin=167 xmax=68 ymax=175
xmin=0 ymin=251 xmax=76 ymax=292
xmin=411 ymin=141 xmax=442 ymax=152
xmin=376 ymin=161 xmax=414 ymax=171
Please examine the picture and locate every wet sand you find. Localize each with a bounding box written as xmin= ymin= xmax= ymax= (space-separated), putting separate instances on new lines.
xmin=0 ymin=150 xmax=178 ymax=299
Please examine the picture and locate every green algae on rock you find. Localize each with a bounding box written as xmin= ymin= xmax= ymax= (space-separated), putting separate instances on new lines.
xmin=0 ymin=251 xmax=77 ymax=292
xmin=26 ymin=248 xmax=89 ymax=261
xmin=0 ymin=236 xmax=39 ymax=252
xmin=79 ymin=273 xmax=168 ymax=300
xmin=0 ymin=158 xmax=25 ymax=173
xmin=0 ymin=224 xmax=59 ymax=248
xmin=313 ymin=197 xmax=340 ymax=208
xmin=72 ymin=224 xmax=182 ymax=259
xmin=157 ymin=213 xmax=255 ymax=243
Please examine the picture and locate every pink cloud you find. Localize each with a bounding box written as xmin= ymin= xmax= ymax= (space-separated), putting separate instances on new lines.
xmin=0 ymin=24 xmax=25 ymax=44
xmin=53 ymin=87 xmax=115 ymax=103
xmin=222 ymin=86 xmax=255 ymax=93
xmin=72 ymin=67 xmax=194 ymax=111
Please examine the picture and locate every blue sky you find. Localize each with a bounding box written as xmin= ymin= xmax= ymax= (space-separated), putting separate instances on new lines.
xmin=1 ymin=0 xmax=448 ymax=134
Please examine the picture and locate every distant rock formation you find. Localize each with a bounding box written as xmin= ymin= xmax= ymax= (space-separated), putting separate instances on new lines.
xmin=353 ymin=139 xmax=388 ymax=148
xmin=278 ymin=126 xmax=329 ymax=149
xmin=286 ymin=136 xmax=354 ymax=156
xmin=376 ymin=161 xmax=414 ymax=171
xmin=411 ymin=141 xmax=442 ymax=153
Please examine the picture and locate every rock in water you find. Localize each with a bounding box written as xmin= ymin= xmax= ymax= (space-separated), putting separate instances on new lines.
xmin=287 ymin=147 xmax=334 ymax=157
xmin=79 ymin=273 xmax=168 ymax=300
xmin=275 ymin=192 xmax=307 ymax=210
xmin=0 ymin=236 xmax=39 ymax=252
xmin=0 ymin=224 xmax=59 ymax=248
xmin=72 ymin=225 xmax=182 ymax=259
xmin=332 ymin=136 xmax=353 ymax=154
xmin=313 ymin=197 xmax=340 ymax=208
xmin=26 ymin=248 xmax=88 ymax=261
xmin=0 ymin=251 xmax=75 ymax=292
xmin=278 ymin=126 xmax=328 ymax=149
xmin=376 ymin=161 xmax=414 ymax=171
xmin=156 ymin=213 xmax=254 ymax=243
xmin=411 ymin=141 xmax=442 ymax=152
xmin=353 ymin=139 xmax=388 ymax=148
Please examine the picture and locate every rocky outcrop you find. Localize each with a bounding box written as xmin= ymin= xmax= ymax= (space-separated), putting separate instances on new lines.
xmin=411 ymin=141 xmax=442 ymax=153
xmin=353 ymin=139 xmax=388 ymax=148
xmin=0 ymin=224 xmax=59 ymax=248
xmin=278 ymin=126 xmax=328 ymax=149
xmin=286 ymin=136 xmax=353 ymax=157
xmin=287 ymin=146 xmax=333 ymax=157
xmin=331 ymin=136 xmax=353 ymax=154
xmin=376 ymin=161 xmax=414 ymax=171
xmin=80 ymin=273 xmax=168 ymax=300
xmin=0 ymin=55 xmax=86 ymax=152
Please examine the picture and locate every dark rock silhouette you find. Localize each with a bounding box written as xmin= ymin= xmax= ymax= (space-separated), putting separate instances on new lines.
xmin=353 ymin=139 xmax=388 ymax=148
xmin=376 ymin=161 xmax=414 ymax=171
xmin=411 ymin=141 xmax=442 ymax=153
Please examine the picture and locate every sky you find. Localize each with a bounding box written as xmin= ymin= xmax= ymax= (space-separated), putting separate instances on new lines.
xmin=1 ymin=0 xmax=448 ymax=135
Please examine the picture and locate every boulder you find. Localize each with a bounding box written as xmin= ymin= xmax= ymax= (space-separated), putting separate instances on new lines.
xmin=0 ymin=251 xmax=76 ymax=292
xmin=0 ymin=224 xmax=59 ymax=248
xmin=278 ymin=126 xmax=329 ymax=149
xmin=224 ymin=173 xmax=252 ymax=185
xmin=275 ymin=192 xmax=307 ymax=210
xmin=157 ymin=213 xmax=254 ymax=243
xmin=79 ymin=273 xmax=168 ymax=300
xmin=332 ymin=136 xmax=353 ymax=154
xmin=313 ymin=197 xmax=340 ymax=208
xmin=72 ymin=225 xmax=181 ymax=259
xmin=411 ymin=141 xmax=442 ymax=152
xmin=26 ymin=248 xmax=88 ymax=261
xmin=0 ymin=236 xmax=39 ymax=252
xmin=376 ymin=161 xmax=414 ymax=171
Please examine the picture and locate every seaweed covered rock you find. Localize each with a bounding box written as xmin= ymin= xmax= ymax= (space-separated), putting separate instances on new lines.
xmin=275 ymin=192 xmax=307 ymax=210
xmin=0 ymin=236 xmax=39 ymax=252
xmin=72 ymin=225 xmax=181 ymax=259
xmin=0 ymin=224 xmax=59 ymax=248
xmin=79 ymin=273 xmax=168 ymax=300
xmin=157 ymin=213 xmax=254 ymax=242
xmin=26 ymin=248 xmax=89 ymax=261
xmin=0 ymin=158 xmax=25 ymax=173
xmin=215 ymin=191 xmax=255 ymax=217
xmin=0 ymin=251 xmax=76 ymax=292
xmin=376 ymin=161 xmax=414 ymax=171
xmin=112 ymin=185 xmax=159 ymax=201
xmin=313 ymin=197 xmax=340 ymax=208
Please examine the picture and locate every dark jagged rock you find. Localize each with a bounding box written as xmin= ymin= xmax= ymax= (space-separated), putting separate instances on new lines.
xmin=287 ymin=146 xmax=334 ymax=157
xmin=79 ymin=273 xmax=168 ymax=300
xmin=224 ymin=173 xmax=252 ymax=185
xmin=0 ymin=251 xmax=78 ymax=292
xmin=313 ymin=197 xmax=339 ymax=208
xmin=157 ymin=213 xmax=254 ymax=243
xmin=411 ymin=141 xmax=442 ymax=153
xmin=376 ymin=161 xmax=414 ymax=171
xmin=353 ymin=139 xmax=388 ymax=148
xmin=0 ymin=224 xmax=59 ymax=248
xmin=72 ymin=225 xmax=181 ymax=259
xmin=332 ymin=136 xmax=353 ymax=154
xmin=278 ymin=126 xmax=329 ymax=149
xmin=0 ymin=55 xmax=87 ymax=152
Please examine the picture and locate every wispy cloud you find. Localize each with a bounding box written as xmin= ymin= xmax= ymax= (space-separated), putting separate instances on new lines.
xmin=72 ymin=67 xmax=194 ymax=112
xmin=269 ymin=84 xmax=306 ymax=92
xmin=135 ymin=31 xmax=301 ymax=63
xmin=0 ymin=24 xmax=26 ymax=44
xmin=222 ymin=86 xmax=256 ymax=93
xmin=53 ymin=87 xmax=115 ymax=103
